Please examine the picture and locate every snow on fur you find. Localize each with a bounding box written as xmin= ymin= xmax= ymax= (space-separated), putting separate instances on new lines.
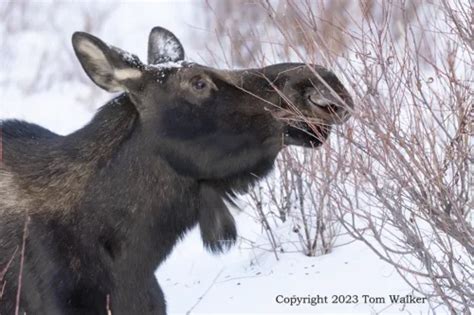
xmin=148 ymin=27 xmax=184 ymax=64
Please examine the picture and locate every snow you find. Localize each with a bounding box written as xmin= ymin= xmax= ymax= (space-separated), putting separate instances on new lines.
xmin=147 ymin=62 xmax=186 ymax=84
xmin=157 ymin=209 xmax=435 ymax=314
xmin=114 ymin=48 xmax=144 ymax=69
xmin=0 ymin=84 xmax=99 ymax=135
xmin=148 ymin=61 xmax=185 ymax=70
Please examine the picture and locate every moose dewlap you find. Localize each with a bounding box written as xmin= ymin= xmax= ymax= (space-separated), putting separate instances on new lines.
xmin=0 ymin=26 xmax=353 ymax=314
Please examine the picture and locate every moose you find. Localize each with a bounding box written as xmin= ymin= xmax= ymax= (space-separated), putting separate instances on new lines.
xmin=0 ymin=27 xmax=353 ymax=314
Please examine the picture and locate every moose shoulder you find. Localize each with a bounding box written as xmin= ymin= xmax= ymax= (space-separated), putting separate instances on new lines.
xmin=0 ymin=27 xmax=353 ymax=314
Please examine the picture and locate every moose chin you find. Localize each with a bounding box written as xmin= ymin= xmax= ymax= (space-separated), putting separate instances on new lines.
xmin=0 ymin=26 xmax=353 ymax=314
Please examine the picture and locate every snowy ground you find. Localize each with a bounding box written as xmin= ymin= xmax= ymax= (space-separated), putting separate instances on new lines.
xmin=0 ymin=2 xmax=445 ymax=314
xmin=157 ymin=211 xmax=435 ymax=315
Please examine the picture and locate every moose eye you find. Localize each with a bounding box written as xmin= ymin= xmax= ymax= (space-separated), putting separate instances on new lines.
xmin=192 ymin=77 xmax=207 ymax=90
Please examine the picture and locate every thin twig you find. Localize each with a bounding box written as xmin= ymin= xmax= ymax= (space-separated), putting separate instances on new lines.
xmin=15 ymin=215 xmax=30 ymax=315
xmin=186 ymin=268 xmax=224 ymax=315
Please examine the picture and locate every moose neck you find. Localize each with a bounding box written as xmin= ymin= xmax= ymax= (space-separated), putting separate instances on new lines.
xmin=65 ymin=93 xmax=138 ymax=163
xmin=72 ymin=95 xmax=200 ymax=271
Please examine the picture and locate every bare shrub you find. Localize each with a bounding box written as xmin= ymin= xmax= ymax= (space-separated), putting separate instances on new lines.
xmin=204 ymin=0 xmax=473 ymax=312
xmin=245 ymin=146 xmax=342 ymax=258
xmin=203 ymin=0 xmax=357 ymax=258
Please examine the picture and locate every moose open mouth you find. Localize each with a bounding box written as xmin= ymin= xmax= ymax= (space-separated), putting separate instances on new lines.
xmin=284 ymin=120 xmax=331 ymax=148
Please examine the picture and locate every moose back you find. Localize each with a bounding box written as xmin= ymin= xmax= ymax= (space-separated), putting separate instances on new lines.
xmin=0 ymin=27 xmax=353 ymax=314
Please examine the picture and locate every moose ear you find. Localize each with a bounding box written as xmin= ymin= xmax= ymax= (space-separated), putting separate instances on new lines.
xmin=148 ymin=26 xmax=185 ymax=64
xmin=72 ymin=32 xmax=143 ymax=92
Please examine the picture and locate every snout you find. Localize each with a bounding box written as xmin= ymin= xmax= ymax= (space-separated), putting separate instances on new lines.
xmin=280 ymin=64 xmax=353 ymax=125
xmin=213 ymin=63 xmax=353 ymax=148
xmin=266 ymin=63 xmax=353 ymax=147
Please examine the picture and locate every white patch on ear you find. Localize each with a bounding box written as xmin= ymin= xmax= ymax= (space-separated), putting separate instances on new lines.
xmin=114 ymin=68 xmax=142 ymax=81
xmin=77 ymin=40 xmax=111 ymax=72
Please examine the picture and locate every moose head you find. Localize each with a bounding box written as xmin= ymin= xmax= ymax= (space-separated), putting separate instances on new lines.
xmin=73 ymin=27 xmax=352 ymax=179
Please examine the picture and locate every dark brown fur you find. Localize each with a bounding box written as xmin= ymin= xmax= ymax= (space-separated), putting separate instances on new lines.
xmin=0 ymin=27 xmax=352 ymax=314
